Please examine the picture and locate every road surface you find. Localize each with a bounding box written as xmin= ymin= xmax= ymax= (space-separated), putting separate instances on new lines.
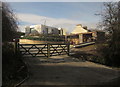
xmin=21 ymin=55 xmax=120 ymax=86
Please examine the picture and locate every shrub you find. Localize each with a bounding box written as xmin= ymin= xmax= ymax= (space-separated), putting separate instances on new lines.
xmin=95 ymin=42 xmax=120 ymax=67
xmin=2 ymin=42 xmax=27 ymax=86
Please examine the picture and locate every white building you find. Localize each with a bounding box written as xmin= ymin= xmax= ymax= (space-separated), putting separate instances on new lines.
xmin=58 ymin=28 xmax=66 ymax=35
xmin=25 ymin=24 xmax=65 ymax=36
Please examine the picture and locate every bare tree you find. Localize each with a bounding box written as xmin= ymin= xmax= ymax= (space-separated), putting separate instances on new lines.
xmin=102 ymin=2 xmax=119 ymax=33
xmin=99 ymin=2 xmax=120 ymax=66
xmin=2 ymin=2 xmax=18 ymax=42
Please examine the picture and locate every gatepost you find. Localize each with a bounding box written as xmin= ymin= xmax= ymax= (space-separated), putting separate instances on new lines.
xmin=67 ymin=42 xmax=70 ymax=56
xmin=47 ymin=43 xmax=50 ymax=58
xmin=14 ymin=38 xmax=19 ymax=56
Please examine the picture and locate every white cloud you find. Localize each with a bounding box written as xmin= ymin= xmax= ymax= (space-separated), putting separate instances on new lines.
xmin=17 ymin=13 xmax=83 ymax=24
xmin=16 ymin=13 xmax=97 ymax=33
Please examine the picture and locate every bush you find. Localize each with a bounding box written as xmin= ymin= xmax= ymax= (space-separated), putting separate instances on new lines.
xmin=22 ymin=35 xmax=65 ymax=42
xmin=95 ymin=42 xmax=120 ymax=67
xmin=2 ymin=42 xmax=28 ymax=86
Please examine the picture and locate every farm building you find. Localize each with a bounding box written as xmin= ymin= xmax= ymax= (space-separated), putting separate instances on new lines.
xmin=67 ymin=24 xmax=105 ymax=45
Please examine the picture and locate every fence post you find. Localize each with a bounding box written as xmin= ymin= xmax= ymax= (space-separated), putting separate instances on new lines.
xmin=67 ymin=43 xmax=70 ymax=56
xmin=47 ymin=43 xmax=50 ymax=58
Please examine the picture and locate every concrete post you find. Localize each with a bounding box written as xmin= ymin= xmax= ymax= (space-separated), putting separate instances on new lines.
xmin=79 ymin=34 xmax=83 ymax=43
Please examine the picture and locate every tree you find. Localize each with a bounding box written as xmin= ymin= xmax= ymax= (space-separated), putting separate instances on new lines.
xmin=2 ymin=2 xmax=18 ymax=42
xmin=2 ymin=2 xmax=28 ymax=86
xmin=99 ymin=2 xmax=120 ymax=66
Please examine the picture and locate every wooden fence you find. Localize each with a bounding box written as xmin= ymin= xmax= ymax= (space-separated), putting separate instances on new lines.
xmin=17 ymin=43 xmax=70 ymax=57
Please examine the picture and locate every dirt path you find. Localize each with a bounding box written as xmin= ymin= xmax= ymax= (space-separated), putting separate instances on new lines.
xmin=21 ymin=55 xmax=120 ymax=86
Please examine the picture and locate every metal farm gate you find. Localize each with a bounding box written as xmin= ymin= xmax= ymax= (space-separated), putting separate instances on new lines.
xmin=17 ymin=43 xmax=70 ymax=57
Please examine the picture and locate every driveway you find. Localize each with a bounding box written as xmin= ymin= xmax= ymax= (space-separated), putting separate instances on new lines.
xmin=21 ymin=55 xmax=120 ymax=86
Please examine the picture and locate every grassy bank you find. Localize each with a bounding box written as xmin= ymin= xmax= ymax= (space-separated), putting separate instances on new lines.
xmin=70 ymin=43 xmax=120 ymax=67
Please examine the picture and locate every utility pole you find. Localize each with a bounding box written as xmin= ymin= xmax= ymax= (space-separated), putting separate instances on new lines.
xmin=44 ymin=20 xmax=46 ymax=25
xmin=44 ymin=17 xmax=47 ymax=25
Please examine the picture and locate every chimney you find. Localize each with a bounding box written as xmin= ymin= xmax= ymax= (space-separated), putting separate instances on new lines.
xmin=76 ymin=24 xmax=82 ymax=26
xmin=83 ymin=26 xmax=87 ymax=30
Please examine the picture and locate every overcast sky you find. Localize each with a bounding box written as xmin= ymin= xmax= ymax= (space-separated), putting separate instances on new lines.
xmin=9 ymin=2 xmax=105 ymax=33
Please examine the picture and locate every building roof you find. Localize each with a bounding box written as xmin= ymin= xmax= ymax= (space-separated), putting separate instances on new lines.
xmin=71 ymin=24 xmax=88 ymax=34
xmin=90 ymin=29 xmax=105 ymax=32
xmin=67 ymin=32 xmax=93 ymax=36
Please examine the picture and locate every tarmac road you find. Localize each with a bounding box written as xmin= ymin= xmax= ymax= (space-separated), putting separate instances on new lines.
xmin=21 ymin=55 xmax=120 ymax=86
